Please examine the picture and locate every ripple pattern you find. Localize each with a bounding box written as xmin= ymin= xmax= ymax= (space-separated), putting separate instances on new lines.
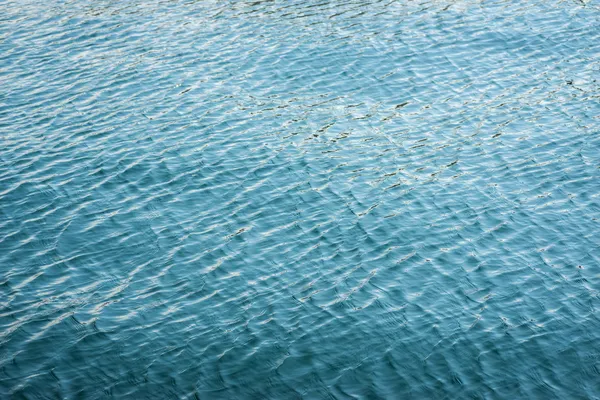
xmin=1 ymin=0 xmax=600 ymax=398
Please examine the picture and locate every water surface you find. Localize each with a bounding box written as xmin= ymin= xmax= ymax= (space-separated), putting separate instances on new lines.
xmin=1 ymin=0 xmax=600 ymax=398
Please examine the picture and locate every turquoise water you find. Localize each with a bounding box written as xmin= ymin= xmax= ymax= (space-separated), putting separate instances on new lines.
xmin=1 ymin=0 xmax=600 ymax=398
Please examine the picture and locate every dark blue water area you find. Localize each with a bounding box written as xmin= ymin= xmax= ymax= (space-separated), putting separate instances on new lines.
xmin=1 ymin=0 xmax=600 ymax=398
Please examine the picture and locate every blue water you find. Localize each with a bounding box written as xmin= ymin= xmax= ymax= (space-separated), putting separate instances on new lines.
xmin=1 ymin=0 xmax=600 ymax=398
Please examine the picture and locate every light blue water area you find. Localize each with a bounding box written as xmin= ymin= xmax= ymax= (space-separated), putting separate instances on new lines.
xmin=1 ymin=0 xmax=600 ymax=398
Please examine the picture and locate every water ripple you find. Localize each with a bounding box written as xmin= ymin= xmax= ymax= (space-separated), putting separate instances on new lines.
xmin=1 ymin=0 xmax=600 ymax=398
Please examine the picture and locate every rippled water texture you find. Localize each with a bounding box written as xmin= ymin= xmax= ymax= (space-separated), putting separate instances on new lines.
xmin=2 ymin=0 xmax=600 ymax=398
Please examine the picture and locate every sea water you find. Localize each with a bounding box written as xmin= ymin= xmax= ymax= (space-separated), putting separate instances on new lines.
xmin=1 ymin=0 xmax=600 ymax=398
